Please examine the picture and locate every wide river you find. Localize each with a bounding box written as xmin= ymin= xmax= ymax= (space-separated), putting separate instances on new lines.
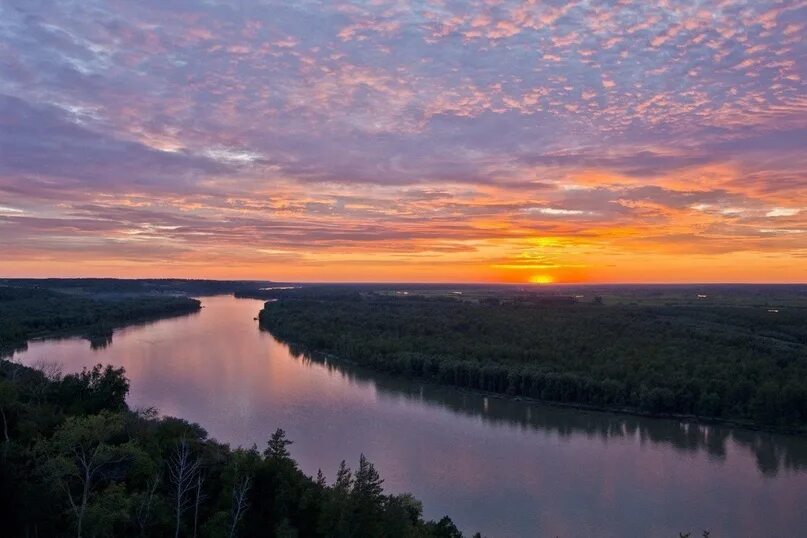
xmin=10 ymin=295 xmax=807 ymax=537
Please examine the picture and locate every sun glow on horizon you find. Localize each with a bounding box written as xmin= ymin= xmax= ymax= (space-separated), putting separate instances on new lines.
xmin=529 ymin=274 xmax=555 ymax=285
xmin=0 ymin=0 xmax=804 ymax=283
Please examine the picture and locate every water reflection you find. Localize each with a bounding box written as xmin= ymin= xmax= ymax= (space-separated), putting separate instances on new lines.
xmin=88 ymin=333 xmax=113 ymax=350
xmin=9 ymin=296 xmax=807 ymax=537
xmin=2 ymin=309 xmax=202 ymax=357
xmin=283 ymin=344 xmax=807 ymax=478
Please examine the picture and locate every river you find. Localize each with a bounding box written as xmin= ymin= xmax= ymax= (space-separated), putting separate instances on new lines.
xmin=9 ymin=295 xmax=807 ymax=537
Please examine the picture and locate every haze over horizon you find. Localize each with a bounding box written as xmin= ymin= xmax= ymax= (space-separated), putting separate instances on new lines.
xmin=1 ymin=0 xmax=805 ymax=283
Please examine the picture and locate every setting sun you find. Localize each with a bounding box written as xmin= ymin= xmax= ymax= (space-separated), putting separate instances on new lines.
xmin=529 ymin=274 xmax=555 ymax=284
xmin=0 ymin=0 xmax=803 ymax=284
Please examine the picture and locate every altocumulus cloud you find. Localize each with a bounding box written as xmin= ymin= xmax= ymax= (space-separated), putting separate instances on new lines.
xmin=0 ymin=0 xmax=805 ymax=281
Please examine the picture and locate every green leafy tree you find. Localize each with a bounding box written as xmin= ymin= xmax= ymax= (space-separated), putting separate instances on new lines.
xmin=83 ymin=482 xmax=133 ymax=537
xmin=350 ymin=454 xmax=386 ymax=535
xmin=319 ymin=460 xmax=352 ymax=537
xmin=427 ymin=516 xmax=464 ymax=538
xmin=275 ymin=518 xmax=298 ymax=538
xmin=42 ymin=411 xmax=131 ymax=538
xmin=264 ymin=428 xmax=294 ymax=463
xmin=0 ymin=379 xmax=19 ymax=448
xmin=58 ymin=364 xmax=129 ymax=415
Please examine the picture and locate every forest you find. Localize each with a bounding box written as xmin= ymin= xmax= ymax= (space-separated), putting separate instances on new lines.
xmin=0 ymin=359 xmax=466 ymax=537
xmin=0 ymin=278 xmax=273 ymax=297
xmin=259 ymin=290 xmax=807 ymax=431
xmin=0 ymin=286 xmax=201 ymax=354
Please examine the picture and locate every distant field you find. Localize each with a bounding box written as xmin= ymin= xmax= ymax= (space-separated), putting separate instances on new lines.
xmin=259 ymin=285 xmax=807 ymax=431
xmin=240 ymin=282 xmax=807 ymax=307
xmin=373 ymin=284 xmax=807 ymax=307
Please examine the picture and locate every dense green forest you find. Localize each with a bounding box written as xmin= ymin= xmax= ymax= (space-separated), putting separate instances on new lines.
xmin=259 ymin=291 xmax=807 ymax=430
xmin=0 ymin=286 xmax=201 ymax=354
xmin=0 ymin=359 xmax=465 ymax=537
xmin=0 ymin=279 xmax=273 ymax=297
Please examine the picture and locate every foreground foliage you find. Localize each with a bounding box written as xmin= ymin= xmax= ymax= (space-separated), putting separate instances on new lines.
xmin=0 ymin=360 xmax=464 ymax=537
xmin=259 ymin=292 xmax=807 ymax=430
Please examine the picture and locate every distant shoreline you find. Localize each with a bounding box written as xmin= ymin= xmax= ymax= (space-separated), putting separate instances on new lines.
xmin=0 ymin=287 xmax=201 ymax=357
xmin=1 ymin=306 xmax=201 ymax=357
xmin=272 ymin=336 xmax=806 ymax=437
xmin=257 ymin=290 xmax=807 ymax=436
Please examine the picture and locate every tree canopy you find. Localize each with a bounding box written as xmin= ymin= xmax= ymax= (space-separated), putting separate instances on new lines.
xmin=259 ymin=292 xmax=807 ymax=430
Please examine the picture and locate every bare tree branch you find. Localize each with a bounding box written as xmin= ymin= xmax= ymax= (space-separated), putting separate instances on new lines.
xmin=193 ymin=473 xmax=206 ymax=538
xmin=168 ymin=439 xmax=200 ymax=538
xmin=228 ymin=474 xmax=252 ymax=538
xmin=135 ymin=473 xmax=160 ymax=538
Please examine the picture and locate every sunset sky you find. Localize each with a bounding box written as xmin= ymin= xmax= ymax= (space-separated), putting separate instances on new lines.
xmin=1 ymin=0 xmax=805 ymax=283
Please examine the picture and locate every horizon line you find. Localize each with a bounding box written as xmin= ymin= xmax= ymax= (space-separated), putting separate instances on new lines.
xmin=2 ymin=277 xmax=805 ymax=286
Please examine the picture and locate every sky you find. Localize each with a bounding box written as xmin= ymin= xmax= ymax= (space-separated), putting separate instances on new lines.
xmin=0 ymin=0 xmax=805 ymax=283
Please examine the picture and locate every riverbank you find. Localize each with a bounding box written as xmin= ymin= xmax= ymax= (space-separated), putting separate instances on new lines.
xmin=276 ymin=335 xmax=807 ymax=437
xmin=0 ymin=285 xmax=201 ymax=356
xmin=258 ymin=292 xmax=807 ymax=434
xmin=0 ymin=357 xmax=465 ymax=537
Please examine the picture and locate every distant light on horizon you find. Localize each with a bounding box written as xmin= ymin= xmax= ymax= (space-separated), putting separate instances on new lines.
xmin=529 ymin=274 xmax=555 ymax=285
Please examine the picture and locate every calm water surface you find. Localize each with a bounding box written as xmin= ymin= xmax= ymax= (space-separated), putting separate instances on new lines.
xmin=11 ymin=296 xmax=807 ymax=537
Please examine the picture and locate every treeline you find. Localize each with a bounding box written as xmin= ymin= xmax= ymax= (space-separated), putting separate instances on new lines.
xmin=259 ymin=293 xmax=807 ymax=430
xmin=0 ymin=360 xmax=466 ymax=537
xmin=0 ymin=286 xmax=201 ymax=353
xmin=0 ymin=278 xmax=273 ymax=297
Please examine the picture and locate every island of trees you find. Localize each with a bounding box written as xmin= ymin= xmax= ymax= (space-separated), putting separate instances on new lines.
xmin=259 ymin=288 xmax=807 ymax=431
